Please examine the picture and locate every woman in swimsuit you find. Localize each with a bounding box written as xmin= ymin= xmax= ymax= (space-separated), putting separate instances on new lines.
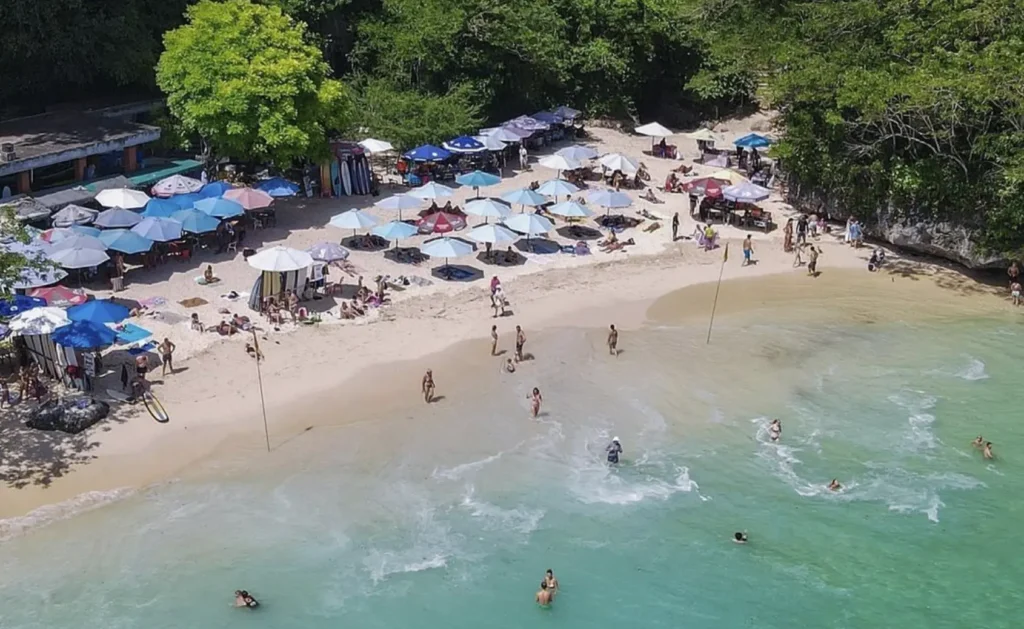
xmin=529 ymin=387 xmax=542 ymax=418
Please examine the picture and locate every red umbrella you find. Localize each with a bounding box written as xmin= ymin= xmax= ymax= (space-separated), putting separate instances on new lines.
xmin=28 ymin=285 xmax=88 ymax=307
xmin=683 ymin=177 xmax=729 ymax=198
xmin=417 ymin=211 xmax=466 ymax=234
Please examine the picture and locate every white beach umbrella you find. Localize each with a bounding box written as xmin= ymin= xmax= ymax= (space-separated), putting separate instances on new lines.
xmin=686 ymin=128 xmax=718 ymax=143
xmin=374 ymin=194 xmax=423 ymax=220
xmin=587 ymin=189 xmax=633 ymax=209
xmin=306 ymin=242 xmax=350 ymax=262
xmin=467 ymin=223 xmax=518 ymax=245
xmin=49 ymin=246 xmax=110 ymax=269
xmin=408 ymin=181 xmax=455 ymax=200
xmin=94 ymin=207 xmax=143 ymax=229
xmin=538 ymin=154 xmax=582 ymax=172
xmin=474 ymin=134 xmax=507 ymax=151
xmin=556 ymin=145 xmax=599 ymax=161
xmin=536 ymin=179 xmax=580 ymax=198
xmin=152 ymin=174 xmax=203 ymax=197
xmin=49 ymin=234 xmax=107 ymax=252
xmin=723 ymin=181 xmax=771 ymax=203
xmin=598 ymin=153 xmax=639 ymax=175
xmin=247 ymin=246 xmax=314 ymax=272
xmin=9 ymin=307 xmax=70 ymax=336
xmin=329 ymin=209 xmax=378 ymax=233
xmin=635 ymin=122 xmax=674 ymax=137
xmin=51 ymin=204 xmax=97 ymax=228
xmin=421 ymin=237 xmax=474 ymax=260
xmin=485 ymin=127 xmax=525 ymax=143
xmin=11 ymin=266 xmax=68 ymax=290
xmin=504 ymin=213 xmax=553 ymax=236
xmin=131 ymin=217 xmax=183 ymax=242
xmin=465 ymin=198 xmax=512 ymax=220
xmin=95 ymin=188 xmax=150 ymax=209
xmin=548 ymin=200 xmax=595 ymax=219
xmin=358 ymin=138 xmax=395 ymax=154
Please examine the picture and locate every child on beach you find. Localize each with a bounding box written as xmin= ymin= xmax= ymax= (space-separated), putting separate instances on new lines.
xmin=1011 ymin=281 xmax=1021 ymax=306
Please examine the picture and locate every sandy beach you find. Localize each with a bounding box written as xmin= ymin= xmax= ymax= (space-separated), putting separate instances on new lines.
xmin=0 ymin=118 xmax=1010 ymax=525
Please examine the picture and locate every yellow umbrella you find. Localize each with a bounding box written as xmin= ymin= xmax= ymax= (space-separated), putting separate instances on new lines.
xmin=686 ymin=128 xmax=718 ymax=142
xmin=710 ymin=169 xmax=747 ymax=184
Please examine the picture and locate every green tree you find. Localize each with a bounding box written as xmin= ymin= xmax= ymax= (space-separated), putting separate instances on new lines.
xmin=348 ymin=80 xmax=483 ymax=150
xmin=156 ymin=0 xmax=350 ymax=165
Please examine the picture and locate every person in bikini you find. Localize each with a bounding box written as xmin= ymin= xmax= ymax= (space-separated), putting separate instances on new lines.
xmin=1011 ymin=281 xmax=1021 ymax=306
xmin=528 ymin=387 xmax=543 ymax=418
xmin=422 ymin=369 xmax=436 ymax=403
xmin=769 ymin=419 xmax=782 ymax=442
xmin=543 ymin=569 xmax=559 ymax=593
xmin=828 ymin=479 xmax=842 ymax=491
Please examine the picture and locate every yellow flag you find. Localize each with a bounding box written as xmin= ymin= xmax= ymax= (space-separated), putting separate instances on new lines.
xmin=723 ymin=242 xmax=729 ymax=263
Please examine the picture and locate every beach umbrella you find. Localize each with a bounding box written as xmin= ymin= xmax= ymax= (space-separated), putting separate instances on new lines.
xmin=598 ymin=153 xmax=639 ymax=175
xmin=485 ymin=127 xmax=525 ymax=143
xmin=538 ymin=154 xmax=582 ymax=174
xmin=224 ymin=187 xmax=273 ymax=210
xmin=195 ymin=197 xmax=244 ymax=219
xmin=537 ymin=179 xmax=580 ymax=198
xmin=132 ymin=217 xmax=183 ymax=242
xmin=37 ymin=228 xmax=83 ymax=245
xmin=0 ymin=295 xmax=47 ymax=317
xmin=247 ymin=246 xmax=314 ymax=272
xmin=9 ymin=307 xmax=70 ymax=336
xmin=375 ymin=193 xmax=423 ymax=220
xmin=421 ymin=237 xmax=474 ymax=277
xmin=372 ymin=220 xmax=418 ymax=245
xmin=28 ymin=285 xmax=87 ymax=307
xmin=94 ymin=207 xmax=142 ymax=229
xmin=682 ymin=177 xmax=728 ymax=198
xmin=2 ymin=240 xmax=48 ymax=257
xmin=635 ymin=122 xmax=674 ymax=137
xmin=167 ymin=193 xmax=204 ymax=211
xmin=306 ymin=242 xmax=350 ymax=262
xmin=50 ymin=234 xmax=107 ymax=252
xmin=10 ymin=198 xmax=51 ymax=222
xmin=553 ymin=105 xmax=581 ymax=119
xmin=455 ymin=170 xmax=501 ymax=197
xmin=467 ymin=223 xmax=518 ymax=245
xmin=171 ymin=209 xmax=220 ymax=234
xmin=501 ymin=188 xmax=547 ymax=210
xmin=408 ymin=181 xmax=455 ymax=201
xmin=68 ymin=299 xmax=130 ymax=324
xmin=465 ymin=198 xmax=512 ymax=221
xmin=556 ymin=145 xmax=598 ymax=161
xmin=475 ymin=134 xmax=507 ymax=151
xmin=52 ymin=320 xmax=116 ymax=349
xmin=443 ymin=136 xmax=486 ymax=154
xmin=11 ymin=266 xmax=67 ymax=290
xmin=505 ymin=116 xmax=549 ymax=132
xmin=48 ymin=246 xmax=110 ymax=269
xmin=143 ymin=198 xmax=181 ymax=218
xmin=329 ymin=209 xmax=378 ymax=236
xmin=51 ymin=204 xmax=97 ymax=228
xmin=96 ymin=188 xmax=149 ymax=209
xmin=69 ymin=225 xmax=101 ymax=237
xmin=98 ymin=229 xmax=154 ymax=254
xmin=686 ymin=128 xmax=718 ymax=143
xmin=548 ymin=200 xmax=595 ymax=219
xmin=417 ymin=211 xmax=465 ymax=234
xmin=151 ymin=174 xmax=203 ymax=197
xmin=503 ymin=213 xmax=553 ymax=236
xmin=587 ymin=189 xmax=633 ymax=209
xmin=723 ymin=181 xmax=771 ymax=203
xmin=256 ymin=177 xmax=300 ymax=197
xmin=199 ymin=181 xmax=235 ymax=198
xmin=359 ymin=138 xmax=394 ymax=154
xmin=710 ymin=169 xmax=747 ymax=185
xmin=733 ymin=133 xmax=773 ymax=149
xmin=403 ymin=144 xmax=452 ymax=162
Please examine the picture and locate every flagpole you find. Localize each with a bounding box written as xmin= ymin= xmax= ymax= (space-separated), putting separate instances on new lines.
xmin=706 ymin=243 xmax=728 ymax=345
xmin=252 ymin=330 xmax=271 ymax=452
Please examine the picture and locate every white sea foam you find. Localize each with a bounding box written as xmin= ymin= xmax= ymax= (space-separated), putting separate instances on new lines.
xmin=460 ymin=486 xmax=544 ymax=535
xmin=0 ymin=487 xmax=135 ymax=541
xmin=365 ymin=552 xmax=449 ymax=583
xmin=887 ymin=391 xmax=940 ymax=453
xmin=363 ymin=505 xmax=456 ymax=584
xmin=955 ymin=357 xmax=989 ymax=381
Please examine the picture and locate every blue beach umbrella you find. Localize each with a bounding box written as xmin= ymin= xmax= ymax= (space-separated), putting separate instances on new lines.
xmin=98 ymin=229 xmax=154 ymax=254
xmin=0 ymin=295 xmax=47 ymax=318
xmin=501 ymin=188 xmax=547 ymax=210
xmin=372 ymin=220 xmax=418 ymax=245
xmin=194 ymin=197 xmax=244 ymax=219
xmin=69 ymin=225 xmax=101 ymax=237
xmin=52 ymin=320 xmax=116 ymax=349
xmin=443 ymin=136 xmax=485 ymax=154
xmin=403 ymin=144 xmax=452 ymax=162
xmin=256 ymin=177 xmax=300 ymax=197
xmin=733 ymin=133 xmax=772 ymax=149
xmin=168 ymin=193 xmax=203 ymax=210
xmin=94 ymin=208 xmax=142 ymax=229
xmin=199 ymin=181 xmax=235 ymax=198
xmin=172 ymin=208 xmax=221 ymax=234
xmin=132 ymin=217 xmax=183 ymax=242
xmin=67 ymin=299 xmax=130 ymax=324
xmin=142 ymin=198 xmax=180 ymax=218
xmin=455 ymin=170 xmax=501 ymax=198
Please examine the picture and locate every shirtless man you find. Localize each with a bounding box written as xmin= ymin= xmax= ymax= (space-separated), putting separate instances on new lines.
xmin=422 ymin=369 xmax=435 ymax=403
xmin=828 ymin=479 xmax=842 ymax=491
xmin=983 ymin=442 xmax=995 ymax=460
xmin=607 ymin=324 xmax=618 ymax=356
xmin=807 ymin=245 xmax=821 ymax=276
xmin=158 ymin=337 xmax=176 ymax=377
xmin=972 ymin=436 xmax=984 ymax=449
xmin=491 ymin=325 xmax=499 ymax=356
xmin=515 ymin=325 xmax=526 ymax=362
xmin=535 ymin=581 xmax=553 ymax=606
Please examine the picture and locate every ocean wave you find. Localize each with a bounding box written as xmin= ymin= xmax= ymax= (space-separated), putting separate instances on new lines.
xmin=570 ymin=456 xmax=702 ymax=506
xmin=364 ymin=551 xmax=449 ymax=583
xmin=955 ymin=357 xmax=989 ymax=381
xmin=0 ymin=487 xmax=135 ymax=541
xmin=887 ymin=391 xmax=940 ymax=453
xmin=460 ymin=486 xmax=544 ymax=535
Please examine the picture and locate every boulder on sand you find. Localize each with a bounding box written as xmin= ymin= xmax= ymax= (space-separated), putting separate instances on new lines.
xmin=25 ymin=398 xmax=110 ymax=434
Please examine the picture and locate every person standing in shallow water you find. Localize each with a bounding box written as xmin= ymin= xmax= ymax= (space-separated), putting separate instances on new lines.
xmin=422 ymin=369 xmax=435 ymax=403
xmin=536 ymin=581 xmax=553 ymax=606
xmin=491 ymin=325 xmax=499 ymax=356
xmin=528 ymin=387 xmax=542 ymax=418
xmin=607 ymin=324 xmax=618 ymax=356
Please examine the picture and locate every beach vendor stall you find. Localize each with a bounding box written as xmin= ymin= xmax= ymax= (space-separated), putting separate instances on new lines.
xmin=246 ymin=246 xmax=314 ymax=314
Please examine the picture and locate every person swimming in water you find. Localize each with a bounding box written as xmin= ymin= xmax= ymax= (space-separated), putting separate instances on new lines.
xmin=733 ymin=532 xmax=748 ymax=544
xmin=769 ymin=419 xmax=782 ymax=442
xmin=983 ymin=442 xmax=995 ymax=460
xmin=828 ymin=479 xmax=842 ymax=491
xmin=606 ymin=437 xmax=623 ymax=464
xmin=972 ymin=436 xmax=984 ymax=449
xmin=234 ymin=590 xmax=259 ymax=608
xmin=536 ymin=581 xmax=553 ymax=606
xmin=543 ymin=569 xmax=559 ymax=593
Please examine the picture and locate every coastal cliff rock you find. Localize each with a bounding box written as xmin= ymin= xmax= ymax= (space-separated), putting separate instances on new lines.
xmin=786 ymin=186 xmax=1008 ymax=270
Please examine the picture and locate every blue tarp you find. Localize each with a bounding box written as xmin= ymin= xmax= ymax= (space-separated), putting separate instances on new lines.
xmin=403 ymin=144 xmax=452 ymax=162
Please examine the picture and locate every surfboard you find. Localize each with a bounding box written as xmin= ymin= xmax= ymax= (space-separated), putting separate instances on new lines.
xmin=341 ymin=161 xmax=353 ymax=196
xmin=331 ymin=160 xmax=341 ymax=197
xmin=359 ymin=160 xmax=371 ymax=194
xmin=105 ymin=388 xmax=130 ymax=402
xmin=143 ymin=391 xmax=170 ymax=423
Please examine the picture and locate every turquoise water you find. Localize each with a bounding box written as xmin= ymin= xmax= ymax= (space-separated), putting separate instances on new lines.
xmin=1 ymin=313 xmax=1022 ymax=628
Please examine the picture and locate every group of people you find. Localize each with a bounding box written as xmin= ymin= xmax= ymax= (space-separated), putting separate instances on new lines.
xmin=972 ymin=436 xmax=995 ymax=460
xmin=0 ymin=364 xmax=45 ymax=407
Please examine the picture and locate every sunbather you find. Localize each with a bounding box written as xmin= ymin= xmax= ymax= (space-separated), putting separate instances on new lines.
xmin=600 ymin=237 xmax=635 ymax=253
xmin=643 ymin=222 xmax=661 ymax=233
xmin=640 ymin=189 xmax=661 ymax=203
xmin=597 ymin=231 xmax=618 ymax=247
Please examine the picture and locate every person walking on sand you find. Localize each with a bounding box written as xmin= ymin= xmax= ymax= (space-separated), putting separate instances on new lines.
xmin=515 ymin=325 xmax=526 ymax=362
xmin=422 ymin=369 xmax=435 ymax=403
xmin=158 ymin=337 xmax=176 ymax=377
xmin=491 ymin=325 xmax=499 ymax=355
xmin=807 ymin=245 xmax=820 ymax=276
xmin=1012 ymin=281 xmax=1021 ymax=306
xmin=742 ymin=234 xmax=754 ymax=266
xmin=528 ymin=387 xmax=543 ymax=418
xmin=608 ymin=324 xmax=619 ymax=356
xmin=519 ymin=144 xmax=529 ymax=170
xmin=783 ymin=219 xmax=794 ymax=252
xmin=671 ymin=212 xmax=680 ymax=242
xmin=796 ymin=215 xmax=808 ymax=245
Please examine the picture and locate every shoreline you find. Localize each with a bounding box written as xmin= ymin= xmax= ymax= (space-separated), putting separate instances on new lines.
xmin=0 ymin=237 xmax=1009 ymax=527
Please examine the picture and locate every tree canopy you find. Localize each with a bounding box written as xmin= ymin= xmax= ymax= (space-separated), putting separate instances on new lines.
xmin=156 ymin=0 xmax=349 ymax=165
